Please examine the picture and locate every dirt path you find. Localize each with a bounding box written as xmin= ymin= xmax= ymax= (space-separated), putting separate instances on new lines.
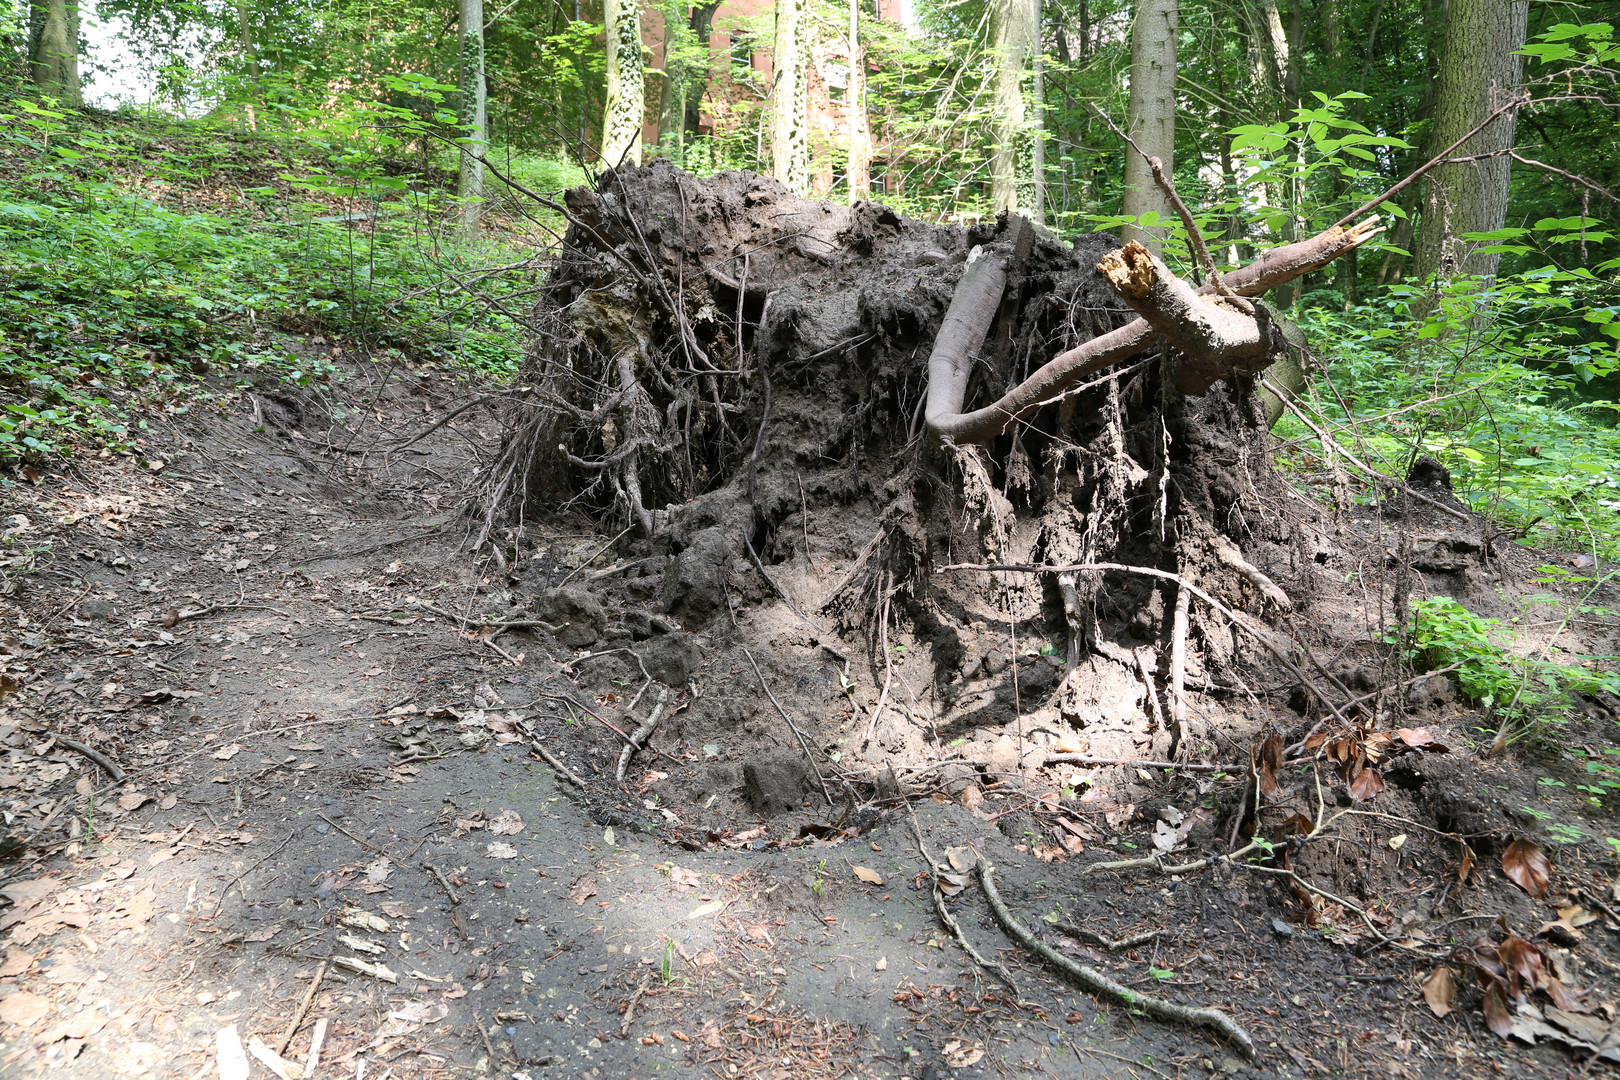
xmin=1 ymin=350 xmax=1616 ymax=1080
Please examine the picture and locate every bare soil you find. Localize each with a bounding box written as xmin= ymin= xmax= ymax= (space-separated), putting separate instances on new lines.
xmin=3 ymin=175 xmax=1620 ymax=1080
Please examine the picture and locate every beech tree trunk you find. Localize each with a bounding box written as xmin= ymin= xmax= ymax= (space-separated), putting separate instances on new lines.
xmin=603 ymin=0 xmax=645 ymax=168
xmin=1030 ymin=0 xmax=1045 ymax=223
xmin=457 ymin=0 xmax=487 ymax=238
xmin=28 ymin=0 xmax=81 ymax=107
xmin=846 ymin=0 xmax=871 ymax=203
xmin=988 ymin=0 xmax=1033 ymax=214
xmin=770 ymin=0 xmax=811 ymax=195
xmin=1412 ymin=0 xmax=1528 ymax=282
xmin=1122 ymin=0 xmax=1176 ymax=252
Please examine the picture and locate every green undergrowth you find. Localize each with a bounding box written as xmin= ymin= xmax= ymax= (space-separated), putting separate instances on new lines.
xmin=1278 ymin=254 xmax=1620 ymax=561
xmin=0 ymin=96 xmax=581 ymax=463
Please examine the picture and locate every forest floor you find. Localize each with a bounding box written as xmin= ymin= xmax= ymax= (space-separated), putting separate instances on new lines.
xmin=2 ymin=333 xmax=1620 ymax=1080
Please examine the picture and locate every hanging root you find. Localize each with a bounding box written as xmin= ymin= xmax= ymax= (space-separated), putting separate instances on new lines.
xmin=1211 ymin=535 xmax=1293 ymax=614
xmin=975 ymin=855 xmax=1257 ymax=1061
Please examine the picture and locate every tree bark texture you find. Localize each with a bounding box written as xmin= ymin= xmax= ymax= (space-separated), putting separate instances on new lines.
xmin=1030 ymin=0 xmax=1046 ymax=223
xmin=28 ymin=0 xmax=81 ymax=107
xmin=770 ymin=0 xmax=811 ymax=195
xmin=1122 ymin=0 xmax=1176 ymax=252
xmin=989 ymin=0 xmax=1033 ymax=214
xmin=457 ymin=0 xmax=488 ymax=236
xmin=846 ymin=0 xmax=871 ymax=203
xmin=1412 ymin=0 xmax=1528 ymax=282
xmin=603 ymin=0 xmax=645 ymax=168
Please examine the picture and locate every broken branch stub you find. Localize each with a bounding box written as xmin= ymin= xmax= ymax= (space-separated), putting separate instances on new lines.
xmin=1098 ymin=241 xmax=1275 ymax=395
xmin=925 ymin=218 xmax=1382 ymax=445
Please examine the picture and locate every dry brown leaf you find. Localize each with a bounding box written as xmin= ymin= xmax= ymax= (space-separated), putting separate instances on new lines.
xmin=0 ymin=990 xmax=52 ymax=1027
xmin=852 ymin=866 xmax=884 ymax=885
xmin=945 ymin=846 xmax=976 ymax=872
xmin=1481 ymin=982 xmax=1514 ymax=1037
xmin=488 ymin=810 xmax=524 ymax=836
xmin=158 ymin=793 xmax=178 ymax=810
xmin=568 ymin=878 xmax=597 ymax=906
xmin=667 ymin=867 xmax=703 ymax=890
xmin=1502 ymin=838 xmax=1551 ymax=899
xmin=1422 ymin=966 xmax=1456 ymax=1017
xmin=115 ymin=792 xmax=151 ymax=812
xmin=1458 ymin=846 xmax=1477 ymax=883
xmin=0 ymin=949 xmax=34 ymax=977
xmin=244 ymin=925 xmax=282 ymax=943
xmin=1347 ymin=763 xmax=1384 ymax=802
xmin=1559 ymin=904 xmax=1599 ymax=928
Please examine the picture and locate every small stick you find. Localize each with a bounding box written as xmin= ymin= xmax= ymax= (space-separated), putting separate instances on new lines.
xmin=531 ymin=740 xmax=588 ymax=787
xmin=305 ymin=1018 xmax=328 ymax=1073
xmin=1167 ymin=581 xmax=1189 ymax=757
xmin=742 ymin=647 xmax=833 ymax=806
xmin=1135 ymin=649 xmax=1168 ymax=745
xmin=616 ymin=686 xmax=671 ymax=784
xmin=619 ymin=975 xmax=653 ymax=1038
xmin=860 ymin=586 xmax=895 ymax=754
xmin=976 ymin=855 xmax=1256 ymax=1060
xmin=910 ymin=808 xmax=1020 ymax=996
xmin=209 ymin=830 xmax=298 ymax=918
xmin=422 ymin=862 xmax=461 ymax=905
xmin=42 ymin=731 xmax=124 ymax=782
xmin=1052 ymin=922 xmax=1163 ymax=951
xmin=1044 ymin=755 xmax=1240 ymax=773
xmin=318 ymin=812 xmax=384 ymax=854
xmin=554 ymin=525 xmax=634 ymax=588
xmin=276 ymin=960 xmax=328 ymax=1055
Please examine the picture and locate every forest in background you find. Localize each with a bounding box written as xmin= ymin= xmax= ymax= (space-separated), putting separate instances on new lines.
xmin=1 ymin=0 xmax=1618 ymax=561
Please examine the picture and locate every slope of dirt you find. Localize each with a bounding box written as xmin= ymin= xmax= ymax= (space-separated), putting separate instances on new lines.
xmin=2 ymin=188 xmax=1620 ymax=1080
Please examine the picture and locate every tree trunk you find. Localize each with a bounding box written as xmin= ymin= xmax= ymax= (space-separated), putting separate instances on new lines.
xmin=988 ymin=0 xmax=1032 ymax=214
xmin=846 ymin=0 xmax=871 ymax=203
xmin=682 ymin=2 xmax=721 ymax=141
xmin=1411 ymin=0 xmax=1528 ymax=282
xmin=457 ymin=0 xmax=488 ymax=238
xmin=28 ymin=0 xmax=81 ymax=107
xmin=1030 ymin=0 xmax=1045 ymax=224
xmin=1122 ymin=0 xmax=1176 ymax=252
xmin=237 ymin=0 xmax=259 ymax=90
xmin=603 ymin=0 xmax=645 ymax=168
xmin=770 ymin=0 xmax=811 ymax=195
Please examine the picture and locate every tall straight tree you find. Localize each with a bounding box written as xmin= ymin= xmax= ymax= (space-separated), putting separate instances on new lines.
xmin=988 ymin=0 xmax=1032 ymax=214
xmin=1412 ymin=0 xmax=1529 ymax=282
xmin=28 ymin=0 xmax=81 ymax=106
xmin=846 ymin=0 xmax=871 ymax=202
xmin=1030 ymin=0 xmax=1045 ymax=223
xmin=602 ymin=0 xmax=645 ymax=167
xmin=770 ymin=0 xmax=810 ymax=194
xmin=1122 ymin=0 xmax=1176 ymax=252
xmin=457 ymin=0 xmax=487 ymax=238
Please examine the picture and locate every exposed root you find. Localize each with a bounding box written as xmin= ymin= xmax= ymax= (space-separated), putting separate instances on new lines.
xmin=1052 ymin=923 xmax=1163 ymax=951
xmin=616 ymin=686 xmax=671 ymax=784
xmin=975 ymin=855 xmax=1257 ymax=1061
xmin=909 ymin=809 xmax=1020 ymax=997
xmin=743 ymin=647 xmax=833 ymax=806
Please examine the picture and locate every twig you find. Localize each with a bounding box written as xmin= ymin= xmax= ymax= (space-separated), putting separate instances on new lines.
xmin=1052 ymin=922 xmax=1163 ymax=951
xmin=910 ymin=807 xmax=1020 ymax=996
xmin=554 ymin=526 xmax=633 ymax=588
xmin=422 ymin=862 xmax=461 ymax=905
xmin=1167 ymin=582 xmax=1190 ymax=756
xmin=618 ymin=976 xmax=653 ymax=1038
xmin=530 ymin=739 xmax=588 ymax=787
xmin=975 ymin=855 xmax=1255 ymax=1060
xmin=41 ymin=731 xmax=124 ymax=782
xmin=386 ymin=392 xmax=509 ymax=453
xmin=616 ymin=686 xmax=671 ymax=784
xmin=318 ymin=812 xmax=384 ymax=854
xmin=741 ymin=647 xmax=833 ymax=806
xmin=1044 ymin=755 xmax=1240 ymax=773
xmin=860 ymin=582 xmax=895 ymax=755
xmin=276 ymin=960 xmax=328 ymax=1056
xmin=210 ymin=830 xmax=298 ymax=918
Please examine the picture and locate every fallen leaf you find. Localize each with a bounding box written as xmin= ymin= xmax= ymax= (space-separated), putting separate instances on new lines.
xmin=1389 ymin=834 xmax=1408 ymax=851
xmin=41 ymin=1010 xmax=106 ymax=1042
xmin=1422 ymin=966 xmax=1456 ymax=1017
xmin=244 ymin=926 xmax=282 ymax=943
xmin=216 ymin=1024 xmax=251 ymax=1080
xmin=489 ymin=810 xmax=524 ymax=836
xmin=339 ymin=908 xmax=391 ymax=933
xmin=212 ymin=745 xmax=245 ymax=761
xmin=945 ymin=846 xmax=977 ymax=872
xmin=1347 ymin=763 xmax=1384 ymax=802
xmin=0 ymin=879 xmax=56 ymax=907
xmin=852 ymin=866 xmax=884 ymax=885
xmin=943 ymin=1041 xmax=985 ymax=1067
xmin=1502 ymin=838 xmax=1551 ymax=899
xmin=0 ymin=949 xmax=34 ymax=977
xmin=687 ymin=899 xmax=725 ymax=920
xmin=0 ymin=990 xmax=52 ymax=1026
xmin=1458 ymin=846 xmax=1477 ymax=883
xmin=364 ymin=857 xmax=392 ymax=885
xmin=875 ymin=957 xmax=887 ymax=971
xmin=1481 ymin=982 xmax=1514 ymax=1038
xmin=147 ymin=847 xmax=178 ymax=868
xmin=603 ymin=826 xmax=616 ymax=847
xmin=568 ymin=878 xmax=597 ymax=905
xmin=115 ymin=792 xmax=152 ymax=812
xmin=486 ymin=842 xmax=518 ymax=860
xmin=667 ymin=867 xmax=703 ymax=890
xmin=159 ymin=793 xmax=178 ymax=810
xmin=1559 ymin=904 xmax=1599 ymax=928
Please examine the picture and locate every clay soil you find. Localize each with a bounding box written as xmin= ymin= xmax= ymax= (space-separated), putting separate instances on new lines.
xmin=3 ymin=175 xmax=1620 ymax=1080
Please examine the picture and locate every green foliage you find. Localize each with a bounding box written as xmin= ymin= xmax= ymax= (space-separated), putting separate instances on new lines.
xmin=1400 ymin=595 xmax=1620 ymax=731
xmin=0 ymin=97 xmax=544 ymax=461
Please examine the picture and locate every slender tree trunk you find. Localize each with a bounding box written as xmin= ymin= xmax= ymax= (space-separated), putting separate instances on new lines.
xmin=1122 ymin=0 xmax=1176 ymax=251
xmin=770 ymin=0 xmax=811 ymax=194
xmin=458 ymin=0 xmax=487 ymax=238
xmin=988 ymin=0 xmax=1032 ymax=214
xmin=1030 ymin=0 xmax=1045 ymax=223
xmin=237 ymin=0 xmax=259 ymax=89
xmin=602 ymin=0 xmax=645 ymax=167
xmin=683 ymin=1 xmax=721 ymax=140
xmin=846 ymin=0 xmax=870 ymax=202
xmin=28 ymin=0 xmax=81 ymax=107
xmin=1411 ymin=0 xmax=1528 ymax=282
